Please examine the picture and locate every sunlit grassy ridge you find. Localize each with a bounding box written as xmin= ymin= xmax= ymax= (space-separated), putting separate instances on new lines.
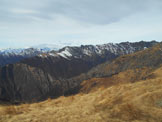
xmin=0 ymin=66 xmax=162 ymax=122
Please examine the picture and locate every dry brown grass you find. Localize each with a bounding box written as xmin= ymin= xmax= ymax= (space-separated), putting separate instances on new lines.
xmin=81 ymin=67 xmax=153 ymax=93
xmin=1 ymin=67 xmax=162 ymax=122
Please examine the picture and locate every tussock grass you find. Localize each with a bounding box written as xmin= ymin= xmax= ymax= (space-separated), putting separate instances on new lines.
xmin=1 ymin=67 xmax=162 ymax=122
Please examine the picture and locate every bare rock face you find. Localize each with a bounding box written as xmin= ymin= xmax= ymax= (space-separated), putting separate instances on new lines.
xmin=0 ymin=63 xmax=67 ymax=102
xmin=0 ymin=41 xmax=159 ymax=103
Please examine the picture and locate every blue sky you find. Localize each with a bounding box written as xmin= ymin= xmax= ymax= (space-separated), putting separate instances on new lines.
xmin=0 ymin=0 xmax=162 ymax=48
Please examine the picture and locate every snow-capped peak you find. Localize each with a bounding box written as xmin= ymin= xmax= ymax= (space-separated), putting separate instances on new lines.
xmin=57 ymin=47 xmax=72 ymax=59
xmin=0 ymin=41 xmax=158 ymax=66
xmin=0 ymin=43 xmax=64 ymax=57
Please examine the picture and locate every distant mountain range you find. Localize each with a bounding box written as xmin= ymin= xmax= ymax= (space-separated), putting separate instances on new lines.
xmin=0 ymin=41 xmax=158 ymax=67
xmin=0 ymin=44 xmax=64 ymax=66
xmin=0 ymin=41 xmax=158 ymax=103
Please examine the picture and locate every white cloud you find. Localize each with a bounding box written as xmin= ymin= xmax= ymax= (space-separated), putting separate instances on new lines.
xmin=0 ymin=0 xmax=162 ymax=48
xmin=11 ymin=8 xmax=39 ymax=14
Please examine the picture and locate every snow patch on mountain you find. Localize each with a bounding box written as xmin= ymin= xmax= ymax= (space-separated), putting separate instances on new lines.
xmin=0 ymin=43 xmax=65 ymax=57
xmin=0 ymin=41 xmax=158 ymax=66
xmin=57 ymin=47 xmax=72 ymax=59
xmin=40 ymin=41 xmax=157 ymax=60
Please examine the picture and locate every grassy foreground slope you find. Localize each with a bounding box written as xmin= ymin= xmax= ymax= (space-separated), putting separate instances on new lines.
xmin=0 ymin=66 xmax=162 ymax=122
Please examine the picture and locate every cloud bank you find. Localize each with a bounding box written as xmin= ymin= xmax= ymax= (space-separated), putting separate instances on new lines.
xmin=0 ymin=0 xmax=162 ymax=48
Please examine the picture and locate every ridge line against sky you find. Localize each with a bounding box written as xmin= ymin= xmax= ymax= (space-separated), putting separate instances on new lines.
xmin=0 ymin=0 xmax=162 ymax=48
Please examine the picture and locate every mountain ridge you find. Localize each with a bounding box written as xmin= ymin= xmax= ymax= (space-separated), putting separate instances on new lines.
xmin=0 ymin=41 xmax=159 ymax=102
xmin=80 ymin=42 xmax=162 ymax=93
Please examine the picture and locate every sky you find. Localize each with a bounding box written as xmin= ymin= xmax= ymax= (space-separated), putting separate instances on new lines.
xmin=0 ymin=0 xmax=162 ymax=48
